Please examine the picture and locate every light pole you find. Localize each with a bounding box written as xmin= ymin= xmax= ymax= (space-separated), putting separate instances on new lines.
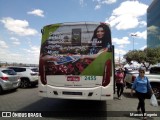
xmin=131 ymin=33 xmax=137 ymax=50
xmin=119 ymin=50 xmax=120 ymax=65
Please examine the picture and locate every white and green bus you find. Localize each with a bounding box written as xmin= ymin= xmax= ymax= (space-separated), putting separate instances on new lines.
xmin=38 ymin=22 xmax=115 ymax=100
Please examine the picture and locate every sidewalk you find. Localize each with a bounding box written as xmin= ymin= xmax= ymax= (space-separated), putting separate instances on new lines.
xmin=106 ymin=88 xmax=160 ymax=120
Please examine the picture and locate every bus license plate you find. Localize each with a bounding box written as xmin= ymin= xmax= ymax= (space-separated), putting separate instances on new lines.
xmin=67 ymin=76 xmax=80 ymax=81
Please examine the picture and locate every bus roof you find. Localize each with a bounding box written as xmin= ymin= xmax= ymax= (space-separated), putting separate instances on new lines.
xmin=43 ymin=21 xmax=110 ymax=28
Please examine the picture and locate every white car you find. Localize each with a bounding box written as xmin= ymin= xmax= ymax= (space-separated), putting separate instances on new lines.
xmin=7 ymin=67 xmax=38 ymax=88
xmin=124 ymin=71 xmax=160 ymax=99
xmin=0 ymin=68 xmax=20 ymax=94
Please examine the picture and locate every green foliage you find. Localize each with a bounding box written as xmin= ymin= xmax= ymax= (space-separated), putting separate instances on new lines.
xmin=124 ymin=47 xmax=160 ymax=69
xmin=144 ymin=47 xmax=160 ymax=64
xmin=124 ymin=50 xmax=145 ymax=63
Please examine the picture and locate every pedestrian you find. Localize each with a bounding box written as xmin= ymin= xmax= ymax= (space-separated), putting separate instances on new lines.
xmin=115 ymin=68 xmax=125 ymax=100
xmin=123 ymin=67 xmax=129 ymax=79
xmin=130 ymin=67 xmax=154 ymax=120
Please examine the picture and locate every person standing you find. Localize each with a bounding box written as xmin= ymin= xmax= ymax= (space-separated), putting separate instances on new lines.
xmin=131 ymin=67 xmax=154 ymax=120
xmin=115 ymin=68 xmax=125 ymax=100
xmin=123 ymin=67 xmax=129 ymax=79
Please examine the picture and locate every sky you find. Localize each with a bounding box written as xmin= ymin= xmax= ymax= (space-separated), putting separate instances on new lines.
xmin=0 ymin=0 xmax=153 ymax=64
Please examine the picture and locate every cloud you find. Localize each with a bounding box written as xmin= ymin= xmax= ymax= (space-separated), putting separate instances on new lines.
xmin=115 ymin=48 xmax=127 ymax=55
xmin=80 ymin=0 xmax=88 ymax=7
xmin=95 ymin=4 xmax=101 ymax=10
xmin=93 ymin=0 xmax=116 ymax=9
xmin=0 ymin=44 xmax=40 ymax=64
xmin=0 ymin=39 xmax=8 ymax=48
xmin=139 ymin=21 xmax=147 ymax=27
xmin=22 ymin=45 xmax=40 ymax=63
xmin=0 ymin=35 xmax=40 ymax=64
xmin=27 ymin=9 xmax=44 ymax=17
xmin=113 ymin=37 xmax=131 ymax=45
xmin=10 ymin=37 xmax=21 ymax=45
xmin=106 ymin=1 xmax=148 ymax=30
xmin=80 ymin=0 xmax=84 ymax=6
xmin=137 ymin=31 xmax=147 ymax=40
xmin=108 ymin=14 xmax=139 ymax=30
xmin=101 ymin=0 xmax=116 ymax=4
xmin=0 ymin=17 xmax=38 ymax=36
xmin=118 ymin=44 xmax=125 ymax=48
xmin=147 ymin=25 xmax=159 ymax=35
xmin=140 ymin=45 xmax=147 ymax=50
xmin=114 ymin=48 xmax=127 ymax=63
xmin=23 ymin=45 xmax=40 ymax=56
xmin=130 ymin=30 xmax=147 ymax=40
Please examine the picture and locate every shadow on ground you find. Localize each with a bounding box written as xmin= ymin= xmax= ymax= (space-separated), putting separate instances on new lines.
xmin=18 ymin=98 xmax=107 ymax=118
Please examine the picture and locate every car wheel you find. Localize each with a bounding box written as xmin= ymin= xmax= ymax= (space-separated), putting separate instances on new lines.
xmin=152 ymin=86 xmax=160 ymax=99
xmin=20 ymin=79 xmax=30 ymax=88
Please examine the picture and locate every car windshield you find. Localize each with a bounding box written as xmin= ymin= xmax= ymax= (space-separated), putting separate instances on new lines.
xmin=31 ymin=68 xmax=39 ymax=72
xmin=2 ymin=69 xmax=17 ymax=75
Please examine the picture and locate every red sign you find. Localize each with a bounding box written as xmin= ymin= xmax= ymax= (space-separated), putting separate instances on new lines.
xmin=67 ymin=76 xmax=80 ymax=81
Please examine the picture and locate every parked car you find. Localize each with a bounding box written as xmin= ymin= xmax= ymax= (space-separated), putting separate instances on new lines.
xmin=150 ymin=66 xmax=160 ymax=74
xmin=7 ymin=67 xmax=38 ymax=88
xmin=0 ymin=68 xmax=20 ymax=94
xmin=124 ymin=71 xmax=160 ymax=99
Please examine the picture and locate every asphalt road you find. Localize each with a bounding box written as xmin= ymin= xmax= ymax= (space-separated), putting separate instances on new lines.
xmin=0 ymin=86 xmax=159 ymax=120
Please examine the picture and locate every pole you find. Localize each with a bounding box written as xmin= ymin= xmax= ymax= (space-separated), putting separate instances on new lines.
xmin=119 ymin=50 xmax=120 ymax=65
xmin=131 ymin=34 xmax=137 ymax=50
xmin=133 ymin=37 xmax=134 ymax=50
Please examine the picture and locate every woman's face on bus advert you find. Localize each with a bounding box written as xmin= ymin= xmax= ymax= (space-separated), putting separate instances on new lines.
xmin=96 ymin=27 xmax=104 ymax=39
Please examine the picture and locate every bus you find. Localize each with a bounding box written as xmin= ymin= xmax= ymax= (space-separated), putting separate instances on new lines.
xmin=38 ymin=22 xmax=115 ymax=100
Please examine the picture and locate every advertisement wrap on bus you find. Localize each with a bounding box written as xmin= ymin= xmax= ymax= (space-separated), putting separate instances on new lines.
xmin=38 ymin=22 xmax=114 ymax=100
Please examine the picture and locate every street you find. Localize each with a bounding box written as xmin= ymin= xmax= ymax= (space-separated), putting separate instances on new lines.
xmin=0 ymin=86 xmax=159 ymax=120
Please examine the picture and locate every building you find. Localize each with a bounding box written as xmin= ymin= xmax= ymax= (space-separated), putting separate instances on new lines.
xmin=147 ymin=0 xmax=160 ymax=48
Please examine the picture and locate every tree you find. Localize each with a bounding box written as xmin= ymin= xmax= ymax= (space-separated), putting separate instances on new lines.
xmin=144 ymin=47 xmax=160 ymax=66
xmin=124 ymin=47 xmax=160 ymax=70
